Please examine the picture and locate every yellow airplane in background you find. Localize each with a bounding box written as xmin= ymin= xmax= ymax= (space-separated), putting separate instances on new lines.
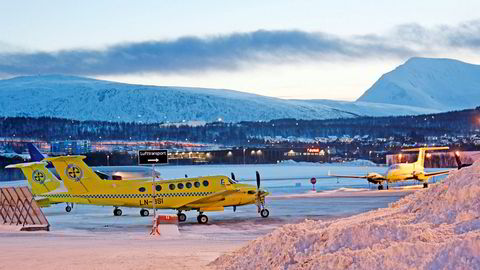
xmin=10 ymin=155 xmax=270 ymax=224
xmin=6 ymin=162 xmax=70 ymax=208
xmin=329 ymin=147 xmax=453 ymax=190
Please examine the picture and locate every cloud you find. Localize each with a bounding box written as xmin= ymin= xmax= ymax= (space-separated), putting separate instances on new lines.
xmin=1 ymin=20 xmax=480 ymax=76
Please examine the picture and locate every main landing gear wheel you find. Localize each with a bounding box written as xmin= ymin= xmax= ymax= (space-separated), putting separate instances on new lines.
xmin=260 ymin=209 xmax=270 ymax=218
xmin=177 ymin=213 xmax=187 ymax=222
xmin=140 ymin=209 xmax=149 ymax=217
xmin=113 ymin=208 xmax=123 ymax=216
xmin=65 ymin=205 xmax=72 ymax=212
xmin=378 ymin=185 xmax=384 ymax=190
xmin=197 ymin=214 xmax=208 ymax=224
xmin=423 ymin=183 xmax=429 ymax=188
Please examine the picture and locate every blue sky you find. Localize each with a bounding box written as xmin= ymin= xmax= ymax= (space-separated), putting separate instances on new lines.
xmin=1 ymin=0 xmax=480 ymax=100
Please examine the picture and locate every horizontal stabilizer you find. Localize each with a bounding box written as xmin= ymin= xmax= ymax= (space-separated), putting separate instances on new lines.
xmin=6 ymin=161 xmax=48 ymax=169
xmin=401 ymin=147 xmax=449 ymax=152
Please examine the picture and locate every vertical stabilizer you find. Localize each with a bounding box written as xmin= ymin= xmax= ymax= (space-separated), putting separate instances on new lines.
xmin=6 ymin=162 xmax=61 ymax=195
xmin=44 ymin=156 xmax=103 ymax=195
xmin=27 ymin=143 xmax=47 ymax=161
xmin=402 ymin=147 xmax=449 ymax=167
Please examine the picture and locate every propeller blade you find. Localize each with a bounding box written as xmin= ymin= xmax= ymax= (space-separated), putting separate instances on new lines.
xmin=256 ymin=171 xmax=260 ymax=190
xmin=231 ymin=172 xmax=236 ymax=181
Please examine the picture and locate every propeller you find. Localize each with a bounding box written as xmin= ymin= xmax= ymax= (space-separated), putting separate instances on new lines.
xmin=255 ymin=171 xmax=264 ymax=212
xmin=256 ymin=171 xmax=260 ymax=190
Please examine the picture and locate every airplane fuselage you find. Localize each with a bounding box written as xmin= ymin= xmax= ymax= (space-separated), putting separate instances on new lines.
xmin=37 ymin=176 xmax=262 ymax=212
xmin=385 ymin=163 xmax=426 ymax=182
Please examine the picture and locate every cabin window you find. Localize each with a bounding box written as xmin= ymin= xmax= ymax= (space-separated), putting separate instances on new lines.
xmin=139 ymin=187 xmax=146 ymax=192
xmin=203 ymin=180 xmax=209 ymax=187
xmin=169 ymin=184 xmax=175 ymax=190
xmin=155 ymin=185 xmax=161 ymax=191
xmin=178 ymin=183 xmax=184 ymax=189
xmin=186 ymin=182 xmax=192 ymax=188
xmin=194 ymin=181 xmax=201 ymax=188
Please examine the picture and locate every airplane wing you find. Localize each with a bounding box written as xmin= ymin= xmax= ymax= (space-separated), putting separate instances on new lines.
xmin=423 ymin=169 xmax=454 ymax=177
xmin=327 ymin=174 xmax=370 ymax=179
xmin=173 ymin=189 xmax=241 ymax=208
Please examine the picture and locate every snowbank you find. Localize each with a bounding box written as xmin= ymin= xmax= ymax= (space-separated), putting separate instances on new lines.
xmin=278 ymin=159 xmax=381 ymax=167
xmin=211 ymin=162 xmax=480 ymax=269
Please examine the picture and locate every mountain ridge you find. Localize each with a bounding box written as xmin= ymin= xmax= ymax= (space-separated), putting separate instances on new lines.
xmin=357 ymin=57 xmax=480 ymax=110
xmin=0 ymin=73 xmax=437 ymax=123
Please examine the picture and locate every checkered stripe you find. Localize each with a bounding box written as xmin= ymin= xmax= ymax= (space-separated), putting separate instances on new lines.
xmin=41 ymin=194 xmax=72 ymax=198
xmin=39 ymin=192 xmax=215 ymax=199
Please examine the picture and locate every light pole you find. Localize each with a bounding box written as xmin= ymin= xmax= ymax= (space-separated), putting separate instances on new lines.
xmin=107 ymin=155 xmax=110 ymax=166
xmin=243 ymin=148 xmax=246 ymax=165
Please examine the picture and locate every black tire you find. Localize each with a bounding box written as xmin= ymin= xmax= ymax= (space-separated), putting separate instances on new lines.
xmin=114 ymin=208 xmax=122 ymax=216
xmin=423 ymin=183 xmax=428 ymax=188
xmin=378 ymin=185 xmax=384 ymax=190
xmin=65 ymin=205 xmax=72 ymax=212
xmin=260 ymin=209 xmax=269 ymax=218
xmin=140 ymin=209 xmax=149 ymax=217
xmin=197 ymin=214 xmax=208 ymax=224
xmin=178 ymin=213 xmax=187 ymax=222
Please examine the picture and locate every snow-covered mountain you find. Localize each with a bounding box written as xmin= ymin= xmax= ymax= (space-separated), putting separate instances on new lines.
xmin=358 ymin=57 xmax=480 ymax=110
xmin=0 ymin=74 xmax=437 ymax=123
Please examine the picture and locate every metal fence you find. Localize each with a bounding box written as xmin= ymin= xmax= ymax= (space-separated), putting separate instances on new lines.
xmin=0 ymin=186 xmax=49 ymax=231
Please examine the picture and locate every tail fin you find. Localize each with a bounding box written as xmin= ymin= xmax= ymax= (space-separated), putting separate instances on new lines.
xmin=6 ymin=162 xmax=61 ymax=195
xmin=27 ymin=143 xmax=47 ymax=161
xmin=402 ymin=147 xmax=449 ymax=167
xmin=44 ymin=156 xmax=103 ymax=194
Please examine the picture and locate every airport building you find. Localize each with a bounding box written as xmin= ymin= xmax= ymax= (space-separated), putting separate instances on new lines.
xmin=167 ymin=147 xmax=331 ymax=165
xmin=51 ymin=140 xmax=91 ymax=155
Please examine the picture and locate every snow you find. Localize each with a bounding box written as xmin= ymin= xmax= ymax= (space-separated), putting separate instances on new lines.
xmin=0 ymin=163 xmax=454 ymax=269
xmin=358 ymin=57 xmax=480 ymax=111
xmin=211 ymin=161 xmax=480 ymax=270
xmin=278 ymin=159 xmax=381 ymax=167
xmin=0 ymin=75 xmax=436 ymax=123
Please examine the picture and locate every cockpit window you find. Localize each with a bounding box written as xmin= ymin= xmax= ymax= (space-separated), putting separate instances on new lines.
xmin=95 ymin=171 xmax=110 ymax=180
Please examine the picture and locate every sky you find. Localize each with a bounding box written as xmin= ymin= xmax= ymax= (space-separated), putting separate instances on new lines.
xmin=1 ymin=0 xmax=480 ymax=100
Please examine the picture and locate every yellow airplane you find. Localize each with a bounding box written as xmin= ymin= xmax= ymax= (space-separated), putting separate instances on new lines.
xmin=21 ymin=155 xmax=270 ymax=224
xmin=6 ymin=161 xmax=163 ymax=213
xmin=6 ymin=161 xmax=75 ymax=209
xmin=329 ymin=147 xmax=453 ymax=190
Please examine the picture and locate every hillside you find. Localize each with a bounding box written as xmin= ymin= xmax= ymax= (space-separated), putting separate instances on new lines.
xmin=358 ymin=57 xmax=480 ymax=110
xmin=0 ymin=75 xmax=435 ymax=123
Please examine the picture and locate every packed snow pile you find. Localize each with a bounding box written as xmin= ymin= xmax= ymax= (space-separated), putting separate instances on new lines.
xmin=278 ymin=159 xmax=380 ymax=167
xmin=211 ymin=161 xmax=480 ymax=269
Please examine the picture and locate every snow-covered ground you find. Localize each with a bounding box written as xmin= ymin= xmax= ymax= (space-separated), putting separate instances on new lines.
xmin=212 ymin=162 xmax=480 ymax=270
xmin=0 ymin=164 xmax=424 ymax=270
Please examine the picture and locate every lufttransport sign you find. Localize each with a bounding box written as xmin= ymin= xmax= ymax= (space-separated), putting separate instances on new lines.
xmin=138 ymin=150 xmax=168 ymax=165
